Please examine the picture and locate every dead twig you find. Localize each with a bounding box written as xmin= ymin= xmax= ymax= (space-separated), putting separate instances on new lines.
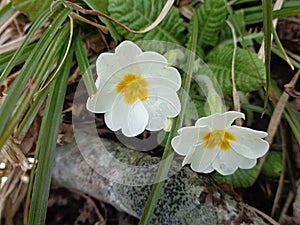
xmin=69 ymin=13 xmax=108 ymax=34
xmin=226 ymin=20 xmax=242 ymax=126
xmin=0 ymin=29 xmax=44 ymax=54
xmin=68 ymin=188 xmax=105 ymax=223
xmin=63 ymin=0 xmax=175 ymax=34
xmin=258 ymin=69 xmax=300 ymax=173
xmin=271 ymin=124 xmax=287 ymax=217
xmin=246 ymin=205 xmax=280 ymax=225
xmin=0 ymin=11 xmax=20 ymax=35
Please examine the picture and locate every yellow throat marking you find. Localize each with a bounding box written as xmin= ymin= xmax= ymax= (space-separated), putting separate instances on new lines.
xmin=116 ymin=74 xmax=149 ymax=104
xmin=202 ymin=130 xmax=235 ymax=151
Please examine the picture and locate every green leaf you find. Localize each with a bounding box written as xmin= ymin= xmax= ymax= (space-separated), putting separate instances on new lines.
xmin=262 ymin=152 xmax=283 ymax=178
xmin=244 ymin=2 xmax=300 ymax=25
xmin=262 ymin=0 xmax=272 ymax=111
xmin=82 ymin=0 xmax=121 ymax=41
xmin=0 ymin=1 xmax=63 ymax=83
xmin=16 ymin=87 xmax=48 ymax=138
xmin=0 ymin=7 xmax=71 ymax=149
xmin=272 ymin=25 xmax=293 ymax=70
xmin=188 ymin=0 xmax=228 ymax=50
xmin=28 ymin=47 xmax=73 ymax=225
xmin=0 ymin=44 xmax=36 ymax=73
xmin=0 ymin=24 xmax=70 ymax=161
xmin=0 ymin=2 xmax=14 ymax=24
xmin=220 ymin=10 xmax=254 ymax=49
xmin=74 ymin=32 xmax=97 ymax=97
xmin=205 ymin=45 xmax=266 ymax=95
xmin=138 ymin=9 xmax=198 ymax=225
xmin=82 ymin=0 xmax=108 ymax=14
xmin=12 ymin=0 xmax=53 ymax=21
xmin=108 ymin=0 xmax=185 ymax=44
xmin=213 ymin=166 xmax=258 ymax=188
xmin=185 ymin=97 xmax=205 ymax=121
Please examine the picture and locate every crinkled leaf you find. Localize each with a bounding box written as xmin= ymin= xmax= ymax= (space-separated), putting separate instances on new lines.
xmin=204 ymin=45 xmax=266 ymax=95
xmin=185 ymin=83 xmax=207 ymax=121
xmin=185 ymin=98 xmax=205 ymax=121
xmin=12 ymin=0 xmax=52 ymax=21
xmin=220 ymin=11 xmax=254 ymax=49
xmin=213 ymin=166 xmax=258 ymax=188
xmin=188 ymin=0 xmax=228 ymax=50
xmin=82 ymin=0 xmax=121 ymax=41
xmin=82 ymin=0 xmax=108 ymax=13
xmin=108 ymin=0 xmax=185 ymax=44
xmin=261 ymin=152 xmax=283 ymax=178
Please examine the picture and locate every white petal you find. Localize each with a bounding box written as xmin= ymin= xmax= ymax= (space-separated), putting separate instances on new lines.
xmin=190 ymin=144 xmax=219 ymax=173
xmin=195 ymin=111 xmax=245 ymax=130
xmin=182 ymin=147 xmax=196 ymax=166
xmin=230 ymin=125 xmax=268 ymax=138
xmin=115 ymin=41 xmax=143 ymax=62
xmin=104 ymin=98 xmax=128 ymax=131
xmin=202 ymin=164 xmax=214 ymax=173
xmin=230 ymin=141 xmax=269 ymax=159
xmin=147 ymin=117 xmax=167 ymax=131
xmin=104 ymin=99 xmax=149 ymax=137
xmin=96 ymin=41 xmax=143 ymax=87
xmin=171 ymin=126 xmax=203 ymax=156
xmin=145 ymin=88 xmax=181 ymax=131
xmin=136 ymin=51 xmax=167 ymax=70
xmin=212 ymin=150 xmax=239 ymax=175
xmin=96 ymin=53 xmax=119 ymax=87
xmin=96 ymin=52 xmax=115 ymax=75
xmin=95 ymin=77 xmax=100 ymax=89
xmin=133 ymin=50 xmax=181 ymax=90
xmin=157 ymin=67 xmax=182 ymax=90
xmin=228 ymin=126 xmax=269 ymax=159
xmin=122 ymin=100 xmax=149 ymax=137
xmin=238 ymin=157 xmax=257 ymax=169
xmin=86 ymin=88 xmax=119 ymax=113
xmin=142 ymin=66 xmax=181 ymax=91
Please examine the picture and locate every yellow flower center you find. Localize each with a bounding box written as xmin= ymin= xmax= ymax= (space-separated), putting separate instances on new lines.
xmin=202 ymin=130 xmax=235 ymax=151
xmin=116 ymin=74 xmax=149 ymax=104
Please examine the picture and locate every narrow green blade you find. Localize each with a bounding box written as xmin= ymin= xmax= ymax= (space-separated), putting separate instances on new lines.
xmin=27 ymin=48 xmax=73 ymax=225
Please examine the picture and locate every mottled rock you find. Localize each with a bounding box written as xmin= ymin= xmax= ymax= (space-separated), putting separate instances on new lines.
xmin=52 ymin=131 xmax=267 ymax=225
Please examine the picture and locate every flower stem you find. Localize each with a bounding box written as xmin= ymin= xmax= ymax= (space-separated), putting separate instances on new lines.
xmin=138 ymin=9 xmax=198 ymax=225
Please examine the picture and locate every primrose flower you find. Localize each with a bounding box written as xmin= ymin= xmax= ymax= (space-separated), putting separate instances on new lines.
xmin=171 ymin=111 xmax=269 ymax=175
xmin=87 ymin=41 xmax=181 ymax=137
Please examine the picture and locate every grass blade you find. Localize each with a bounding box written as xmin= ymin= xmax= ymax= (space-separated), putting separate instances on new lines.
xmin=0 ymin=1 xmax=63 ymax=83
xmin=0 ymin=44 xmax=36 ymax=73
xmin=244 ymin=2 xmax=300 ymax=25
xmin=0 ymin=2 xmax=14 ymax=24
xmin=27 ymin=48 xmax=73 ymax=225
xmin=15 ymin=87 xmax=48 ymax=138
xmin=138 ymin=8 xmax=198 ymax=225
xmin=74 ymin=32 xmax=97 ymax=96
xmin=262 ymin=0 xmax=272 ymax=111
xmin=0 ymin=8 xmax=71 ymax=149
xmin=0 ymin=23 xmax=70 ymax=152
xmin=272 ymin=25 xmax=294 ymax=70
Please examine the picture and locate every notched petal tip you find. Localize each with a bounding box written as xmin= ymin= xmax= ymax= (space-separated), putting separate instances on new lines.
xmin=195 ymin=111 xmax=245 ymax=130
xmin=226 ymin=110 xmax=245 ymax=118
xmin=115 ymin=40 xmax=143 ymax=56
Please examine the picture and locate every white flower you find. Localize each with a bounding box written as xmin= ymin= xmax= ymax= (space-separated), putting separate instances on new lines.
xmin=171 ymin=111 xmax=269 ymax=175
xmin=87 ymin=41 xmax=181 ymax=137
